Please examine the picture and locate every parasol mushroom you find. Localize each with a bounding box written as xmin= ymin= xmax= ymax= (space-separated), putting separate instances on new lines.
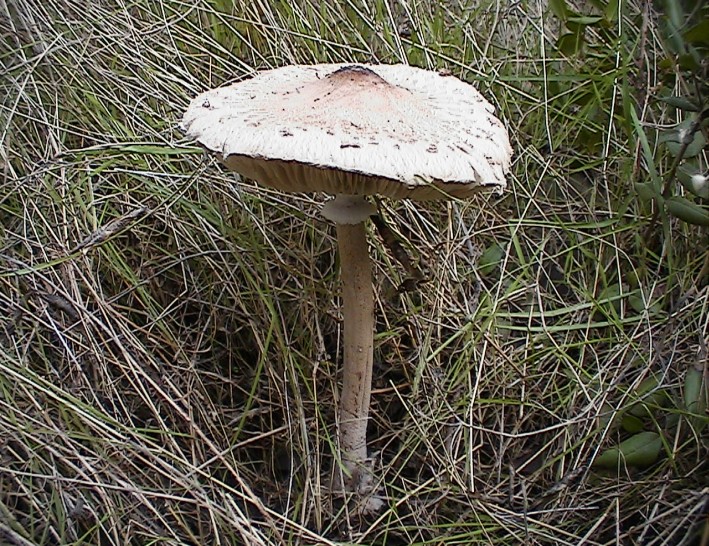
xmin=181 ymin=63 xmax=512 ymax=502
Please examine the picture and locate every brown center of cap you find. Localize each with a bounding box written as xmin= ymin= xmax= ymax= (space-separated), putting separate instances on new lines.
xmin=294 ymin=64 xmax=413 ymax=125
xmin=327 ymin=65 xmax=390 ymax=87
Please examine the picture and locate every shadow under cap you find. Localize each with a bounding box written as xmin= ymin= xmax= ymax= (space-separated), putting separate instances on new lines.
xmin=219 ymin=153 xmax=495 ymax=200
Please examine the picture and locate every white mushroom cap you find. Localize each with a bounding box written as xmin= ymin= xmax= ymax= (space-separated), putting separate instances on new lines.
xmin=182 ymin=64 xmax=512 ymax=200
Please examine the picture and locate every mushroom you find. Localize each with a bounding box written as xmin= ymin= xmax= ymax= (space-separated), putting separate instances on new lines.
xmin=181 ymin=64 xmax=512 ymax=501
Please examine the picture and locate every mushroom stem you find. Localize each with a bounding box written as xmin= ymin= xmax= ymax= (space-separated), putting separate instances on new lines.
xmin=335 ymin=219 xmax=374 ymax=491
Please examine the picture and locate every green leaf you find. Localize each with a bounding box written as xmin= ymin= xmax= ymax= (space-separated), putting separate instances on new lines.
xmin=628 ymin=376 xmax=668 ymax=418
xmin=683 ymin=132 xmax=707 ymax=158
xmin=549 ymin=0 xmax=569 ymax=21
xmin=684 ymin=366 xmax=708 ymax=434
xmin=658 ymin=57 xmax=675 ymax=71
xmin=662 ymin=1 xmax=687 ymax=54
xmin=677 ymin=166 xmax=709 ymax=199
xmin=676 ymin=53 xmax=700 ymax=71
xmin=593 ymin=432 xmax=662 ymax=469
xmin=628 ymin=292 xmax=663 ymax=316
xmin=598 ymin=401 xmax=616 ymax=431
xmin=621 ymin=414 xmax=645 ymax=433
xmin=665 ymin=196 xmax=709 ymax=226
xmin=596 ymin=283 xmax=623 ymax=316
xmin=629 ymin=107 xmax=662 ymax=187
xmin=604 ymin=0 xmax=619 ymax=22
xmin=684 ymin=366 xmax=707 ymax=412
xmin=662 ymin=118 xmax=707 ymax=158
xmin=478 ymin=243 xmax=505 ymax=277
xmin=684 ymin=20 xmax=709 ymax=46
xmin=657 ymin=96 xmax=699 ymax=111
xmin=567 ymin=15 xmax=603 ymax=25
xmin=628 ymin=293 xmax=644 ymax=313
xmin=558 ymin=31 xmax=585 ymax=56
xmin=634 ymin=181 xmax=662 ymax=203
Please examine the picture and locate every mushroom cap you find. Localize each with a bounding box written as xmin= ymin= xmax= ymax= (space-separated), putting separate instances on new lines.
xmin=182 ymin=64 xmax=512 ymax=200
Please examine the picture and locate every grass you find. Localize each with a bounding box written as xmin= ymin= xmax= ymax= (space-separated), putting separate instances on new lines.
xmin=1 ymin=0 xmax=707 ymax=544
